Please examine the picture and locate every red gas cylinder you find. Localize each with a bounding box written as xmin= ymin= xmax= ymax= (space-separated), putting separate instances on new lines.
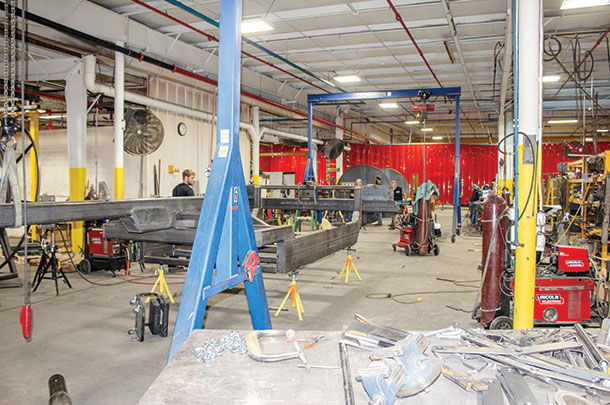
xmin=480 ymin=193 xmax=507 ymax=326
xmin=416 ymin=199 xmax=430 ymax=254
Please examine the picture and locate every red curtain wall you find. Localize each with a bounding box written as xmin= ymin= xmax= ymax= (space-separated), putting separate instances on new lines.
xmin=259 ymin=142 xmax=610 ymax=204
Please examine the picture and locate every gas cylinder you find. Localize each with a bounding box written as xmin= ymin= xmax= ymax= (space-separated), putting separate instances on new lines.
xmin=480 ymin=193 xmax=507 ymax=326
xmin=416 ymin=198 xmax=430 ymax=254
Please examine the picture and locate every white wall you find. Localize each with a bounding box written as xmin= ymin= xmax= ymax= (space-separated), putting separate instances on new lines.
xmin=146 ymin=78 xmax=252 ymax=197
xmin=23 ymin=79 xmax=254 ymax=201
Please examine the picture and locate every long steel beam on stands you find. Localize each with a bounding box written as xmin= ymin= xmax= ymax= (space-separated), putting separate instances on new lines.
xmin=0 ymin=184 xmax=401 ymax=228
xmin=0 ymin=197 xmax=204 ymax=228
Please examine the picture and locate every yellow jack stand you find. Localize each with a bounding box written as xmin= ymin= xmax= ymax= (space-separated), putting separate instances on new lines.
xmin=146 ymin=267 xmax=175 ymax=303
xmin=339 ymin=247 xmax=361 ymax=284
xmin=275 ymin=272 xmax=304 ymax=321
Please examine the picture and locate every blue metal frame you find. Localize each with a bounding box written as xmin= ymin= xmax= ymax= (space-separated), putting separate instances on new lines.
xmin=306 ymin=87 xmax=462 ymax=238
xmin=168 ymin=0 xmax=271 ymax=361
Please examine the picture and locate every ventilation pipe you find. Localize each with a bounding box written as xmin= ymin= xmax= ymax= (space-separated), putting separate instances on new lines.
xmin=65 ymin=62 xmax=87 ymax=251
xmin=260 ymin=128 xmax=324 ymax=146
xmin=114 ymin=47 xmax=125 ymax=199
xmin=84 ymin=55 xmax=329 ymax=184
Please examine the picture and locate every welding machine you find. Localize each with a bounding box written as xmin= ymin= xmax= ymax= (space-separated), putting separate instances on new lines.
xmin=391 ymin=204 xmax=441 ymax=256
xmin=474 ymin=193 xmax=602 ymax=329
xmin=478 ymin=243 xmax=599 ymax=329
xmin=77 ymin=227 xmax=127 ymax=275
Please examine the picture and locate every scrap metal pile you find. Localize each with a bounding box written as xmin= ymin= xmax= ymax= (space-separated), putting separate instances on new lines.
xmin=185 ymin=320 xmax=610 ymax=404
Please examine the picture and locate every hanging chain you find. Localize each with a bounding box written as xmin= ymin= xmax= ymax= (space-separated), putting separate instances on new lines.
xmin=2 ymin=0 xmax=17 ymax=119
xmin=3 ymin=1 xmax=9 ymax=117
xmin=9 ymin=0 xmax=16 ymax=117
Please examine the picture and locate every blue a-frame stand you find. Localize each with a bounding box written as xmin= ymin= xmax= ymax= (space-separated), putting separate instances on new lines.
xmin=168 ymin=0 xmax=271 ymax=361
xmin=306 ymin=88 xmax=463 ymax=240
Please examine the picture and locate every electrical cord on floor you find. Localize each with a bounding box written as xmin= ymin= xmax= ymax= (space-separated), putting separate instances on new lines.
xmin=366 ymin=278 xmax=479 ymax=305
xmin=55 ymin=225 xmax=129 ymax=286
xmin=55 ymin=226 xmax=184 ymax=287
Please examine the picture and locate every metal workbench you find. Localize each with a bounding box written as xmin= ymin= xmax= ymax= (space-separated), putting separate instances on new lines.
xmin=138 ymin=328 xmax=603 ymax=404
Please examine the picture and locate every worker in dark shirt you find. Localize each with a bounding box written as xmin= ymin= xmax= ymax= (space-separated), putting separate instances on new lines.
xmin=390 ymin=180 xmax=405 ymax=228
xmin=391 ymin=180 xmax=405 ymax=202
xmin=468 ymin=185 xmax=482 ymax=225
xmin=172 ymin=169 xmax=196 ymax=197
xmin=375 ymin=175 xmax=383 ymax=225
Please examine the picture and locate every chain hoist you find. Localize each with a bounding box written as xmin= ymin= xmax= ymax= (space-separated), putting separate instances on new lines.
xmin=2 ymin=0 xmax=17 ymax=120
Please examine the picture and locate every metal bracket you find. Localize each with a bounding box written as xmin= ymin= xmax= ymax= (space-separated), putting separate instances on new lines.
xmin=356 ymin=334 xmax=442 ymax=404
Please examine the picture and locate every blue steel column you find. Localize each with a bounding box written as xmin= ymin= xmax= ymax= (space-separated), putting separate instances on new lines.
xmin=452 ymin=95 xmax=461 ymax=239
xmin=303 ymin=102 xmax=316 ymax=183
xmin=168 ymin=0 xmax=271 ymax=361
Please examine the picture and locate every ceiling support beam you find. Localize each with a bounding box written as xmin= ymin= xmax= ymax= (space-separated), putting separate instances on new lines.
xmin=440 ymin=0 xmax=492 ymax=142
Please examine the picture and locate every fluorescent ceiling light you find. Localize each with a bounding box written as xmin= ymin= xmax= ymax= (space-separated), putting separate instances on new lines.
xmin=561 ymin=0 xmax=610 ymax=9
xmin=404 ymin=120 xmax=420 ymax=125
xmin=334 ymin=75 xmax=361 ymax=83
xmin=379 ymin=102 xmax=398 ymax=109
xmin=548 ymin=119 xmax=578 ymax=124
xmin=542 ymin=75 xmax=561 ymax=83
xmin=585 ymin=137 xmax=594 ymax=142
xmin=421 ymin=127 xmax=434 ymax=132
xmin=597 ymin=129 xmax=609 ymax=133
xmin=432 ymin=136 xmax=443 ymax=140
xmin=241 ymin=19 xmax=274 ymax=34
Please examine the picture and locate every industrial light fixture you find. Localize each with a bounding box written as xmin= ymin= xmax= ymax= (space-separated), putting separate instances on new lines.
xmin=379 ymin=102 xmax=398 ymax=109
xmin=548 ymin=119 xmax=578 ymax=124
xmin=421 ymin=127 xmax=434 ymax=132
xmin=597 ymin=129 xmax=609 ymax=133
xmin=241 ymin=19 xmax=274 ymax=34
xmin=404 ymin=120 xmax=420 ymax=125
xmin=542 ymin=75 xmax=561 ymax=83
xmin=432 ymin=136 xmax=443 ymax=140
xmin=561 ymin=0 xmax=610 ymax=9
xmin=585 ymin=137 xmax=594 ymax=142
xmin=334 ymin=75 xmax=361 ymax=83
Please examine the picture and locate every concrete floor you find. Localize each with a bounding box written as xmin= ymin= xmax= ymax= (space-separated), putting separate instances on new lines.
xmin=0 ymin=208 xmax=482 ymax=404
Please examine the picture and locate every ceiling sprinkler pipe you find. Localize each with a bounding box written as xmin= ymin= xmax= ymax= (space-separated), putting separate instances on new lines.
xmin=386 ymin=0 xmax=443 ymax=88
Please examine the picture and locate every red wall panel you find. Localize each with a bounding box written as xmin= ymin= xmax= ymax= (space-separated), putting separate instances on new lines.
xmin=260 ymin=142 xmax=610 ymax=204
xmin=259 ymin=144 xmax=329 ymax=184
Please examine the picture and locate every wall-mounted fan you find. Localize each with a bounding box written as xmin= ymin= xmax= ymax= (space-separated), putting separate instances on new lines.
xmin=124 ymin=108 xmax=164 ymax=156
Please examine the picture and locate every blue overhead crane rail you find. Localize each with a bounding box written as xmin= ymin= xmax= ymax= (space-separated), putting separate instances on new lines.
xmin=304 ymin=87 xmax=463 ymax=240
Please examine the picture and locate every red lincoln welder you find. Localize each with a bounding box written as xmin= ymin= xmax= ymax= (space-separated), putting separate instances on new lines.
xmin=77 ymin=227 xmax=128 ymax=276
xmin=474 ymin=193 xmax=601 ymax=329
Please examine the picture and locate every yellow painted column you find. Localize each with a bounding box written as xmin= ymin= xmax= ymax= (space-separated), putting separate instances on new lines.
xmin=114 ymin=167 xmax=124 ymax=199
xmin=252 ymin=174 xmax=259 ymax=185
xmin=513 ymin=146 xmax=537 ymax=329
xmin=69 ymin=167 xmax=86 ymax=252
xmin=29 ymin=113 xmax=39 ymax=241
